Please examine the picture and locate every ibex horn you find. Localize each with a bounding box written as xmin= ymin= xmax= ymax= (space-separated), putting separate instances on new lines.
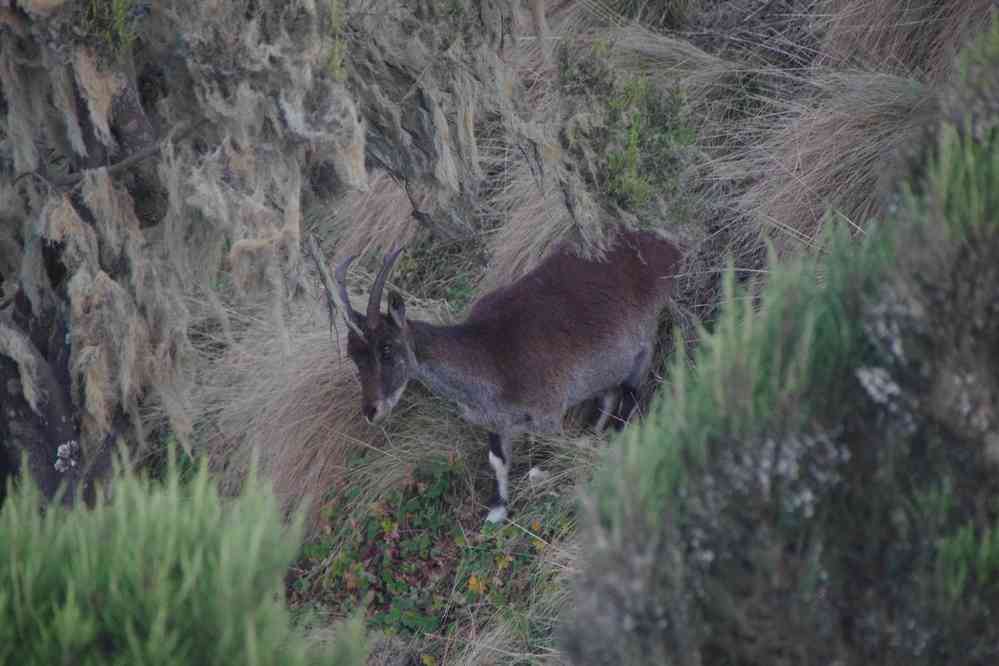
xmin=367 ymin=245 xmax=405 ymax=328
xmin=333 ymin=254 xmax=366 ymax=338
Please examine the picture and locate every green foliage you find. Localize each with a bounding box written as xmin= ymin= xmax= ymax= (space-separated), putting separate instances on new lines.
xmin=0 ymin=454 xmax=366 ymax=666
xmin=559 ymin=47 xmax=697 ymax=213
xmin=557 ymin=39 xmax=615 ymax=100
xmin=390 ymin=230 xmax=484 ymax=314
xmin=605 ymin=77 xmax=695 ymax=210
xmin=81 ymin=0 xmax=141 ymax=56
xmin=938 ymin=520 xmax=999 ymax=604
xmin=301 ymin=454 xmax=571 ymax=659
xmin=566 ymin=26 xmax=999 ymax=664
xmin=609 ymin=0 xmax=701 ymax=31
xmin=327 ymin=0 xmax=348 ymax=82
xmin=437 ymin=0 xmax=465 ymax=19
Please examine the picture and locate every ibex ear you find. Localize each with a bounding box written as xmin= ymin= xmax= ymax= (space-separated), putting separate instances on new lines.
xmin=387 ymin=291 xmax=406 ymax=328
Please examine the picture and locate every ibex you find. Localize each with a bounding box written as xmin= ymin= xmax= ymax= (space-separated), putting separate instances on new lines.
xmin=333 ymin=229 xmax=682 ymax=523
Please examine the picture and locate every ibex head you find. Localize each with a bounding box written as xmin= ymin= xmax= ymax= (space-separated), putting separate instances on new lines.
xmin=335 ymin=247 xmax=413 ymax=424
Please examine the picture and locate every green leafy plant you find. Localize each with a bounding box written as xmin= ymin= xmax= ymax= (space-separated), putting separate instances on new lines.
xmin=0 ymin=452 xmax=366 ymax=665
xmin=327 ymin=0 xmax=348 ymax=81
xmin=605 ymin=77 xmax=695 ymax=210
xmin=82 ymin=0 xmax=141 ymax=56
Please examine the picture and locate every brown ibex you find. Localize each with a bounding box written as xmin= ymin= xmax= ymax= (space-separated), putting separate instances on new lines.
xmin=333 ymin=229 xmax=682 ymax=523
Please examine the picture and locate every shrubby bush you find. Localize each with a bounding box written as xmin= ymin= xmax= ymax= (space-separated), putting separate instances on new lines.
xmin=0 ymin=456 xmax=366 ymax=666
xmin=566 ymin=19 xmax=999 ymax=666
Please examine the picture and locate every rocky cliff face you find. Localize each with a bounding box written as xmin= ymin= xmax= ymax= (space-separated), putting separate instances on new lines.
xmin=0 ymin=0 xmax=610 ymax=496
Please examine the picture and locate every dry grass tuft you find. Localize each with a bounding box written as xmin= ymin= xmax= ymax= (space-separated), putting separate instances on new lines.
xmin=477 ymin=126 xmax=611 ymax=292
xmin=37 ymin=195 xmax=100 ymax=275
xmin=600 ymin=4 xmax=982 ymax=254
xmin=193 ymin=299 xmax=382 ymax=528
xmin=606 ymin=23 xmax=740 ymax=116
xmin=816 ymin=0 xmax=994 ymax=79
xmin=720 ymin=71 xmax=935 ymax=250
xmin=307 ymin=170 xmax=416 ymax=262
xmin=0 ymin=319 xmax=44 ymax=415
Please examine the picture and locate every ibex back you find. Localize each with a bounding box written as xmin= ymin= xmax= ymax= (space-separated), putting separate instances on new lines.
xmin=334 ymin=229 xmax=682 ymax=523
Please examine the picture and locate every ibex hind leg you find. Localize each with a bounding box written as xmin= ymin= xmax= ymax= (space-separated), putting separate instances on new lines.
xmin=613 ymin=347 xmax=652 ymax=431
xmin=592 ymin=389 xmax=620 ymax=433
xmin=486 ymin=431 xmax=513 ymax=523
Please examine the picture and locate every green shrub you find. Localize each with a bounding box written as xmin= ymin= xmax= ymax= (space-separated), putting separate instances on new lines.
xmin=605 ymin=77 xmax=695 ymax=211
xmin=565 ymin=21 xmax=999 ymax=666
xmin=327 ymin=0 xmax=348 ymax=82
xmin=80 ymin=0 xmax=142 ymax=56
xmin=0 ymin=455 xmax=367 ymax=666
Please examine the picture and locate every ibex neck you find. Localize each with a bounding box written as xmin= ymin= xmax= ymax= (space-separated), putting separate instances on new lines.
xmin=409 ymin=320 xmax=495 ymax=415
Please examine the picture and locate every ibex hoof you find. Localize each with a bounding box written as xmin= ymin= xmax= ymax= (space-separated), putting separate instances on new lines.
xmin=485 ymin=504 xmax=508 ymax=523
xmin=527 ymin=466 xmax=549 ymax=484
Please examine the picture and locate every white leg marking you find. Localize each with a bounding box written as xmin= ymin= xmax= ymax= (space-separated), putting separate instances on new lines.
xmin=486 ymin=504 xmax=508 ymax=523
xmin=488 ymin=450 xmax=509 ymax=503
xmin=487 ymin=449 xmax=510 ymax=524
xmin=527 ymin=466 xmax=549 ymax=484
xmin=593 ymin=391 xmax=617 ymax=432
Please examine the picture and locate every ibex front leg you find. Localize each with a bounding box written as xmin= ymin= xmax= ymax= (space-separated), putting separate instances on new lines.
xmin=486 ymin=431 xmax=513 ymax=523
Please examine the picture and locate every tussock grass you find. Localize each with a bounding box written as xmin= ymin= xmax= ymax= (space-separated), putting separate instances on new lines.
xmin=719 ymin=71 xmax=935 ymax=250
xmin=476 ymin=114 xmax=612 ymax=293
xmin=192 ymin=285 xmax=442 ymax=530
xmin=606 ymin=23 xmax=740 ymax=118
xmin=307 ymin=170 xmax=416 ymax=263
xmin=479 ymin=151 xmax=584 ymax=292
xmin=816 ymin=0 xmax=993 ymax=78
xmin=600 ymin=2 xmax=989 ymax=260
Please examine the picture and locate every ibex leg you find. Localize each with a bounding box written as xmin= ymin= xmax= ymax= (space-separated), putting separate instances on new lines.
xmin=486 ymin=431 xmax=513 ymax=523
xmin=592 ymin=389 xmax=620 ymax=432
xmin=614 ymin=347 xmax=652 ymax=430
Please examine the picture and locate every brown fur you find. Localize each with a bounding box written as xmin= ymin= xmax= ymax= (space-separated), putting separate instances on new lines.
xmin=431 ymin=230 xmax=680 ymax=416
xmin=339 ymin=228 xmax=683 ymax=520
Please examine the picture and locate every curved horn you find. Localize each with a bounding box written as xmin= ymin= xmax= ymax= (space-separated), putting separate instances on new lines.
xmin=334 ymin=255 xmax=366 ymax=338
xmin=367 ymin=245 xmax=405 ymax=326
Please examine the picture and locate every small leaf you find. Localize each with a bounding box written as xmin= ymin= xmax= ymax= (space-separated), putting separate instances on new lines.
xmin=468 ymin=575 xmax=487 ymax=595
xmin=496 ymin=554 xmax=514 ymax=572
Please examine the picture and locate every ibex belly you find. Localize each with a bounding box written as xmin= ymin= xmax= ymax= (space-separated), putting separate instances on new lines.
xmin=563 ymin=327 xmax=656 ymax=411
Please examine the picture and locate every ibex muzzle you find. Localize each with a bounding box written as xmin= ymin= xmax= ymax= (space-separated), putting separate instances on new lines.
xmin=335 ymin=247 xmax=410 ymax=424
xmin=335 ymin=230 xmax=683 ymax=524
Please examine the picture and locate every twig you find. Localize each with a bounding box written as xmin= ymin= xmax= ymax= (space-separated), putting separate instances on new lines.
xmin=304 ymin=234 xmax=343 ymax=355
xmin=13 ymin=119 xmax=206 ymax=191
